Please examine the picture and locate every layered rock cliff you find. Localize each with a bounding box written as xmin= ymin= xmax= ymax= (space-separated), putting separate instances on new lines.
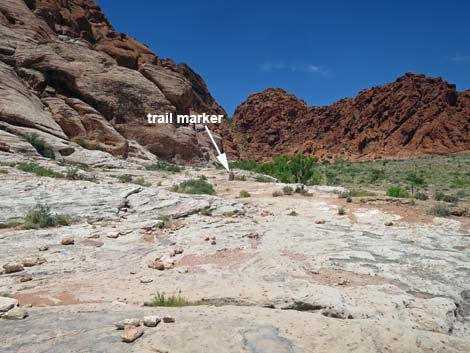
xmin=230 ymin=73 xmax=470 ymax=162
xmin=0 ymin=0 xmax=226 ymax=164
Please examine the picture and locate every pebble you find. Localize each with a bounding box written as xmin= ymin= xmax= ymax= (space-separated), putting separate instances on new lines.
xmin=211 ymin=240 xmax=217 ymax=245
xmin=2 ymin=307 xmax=28 ymax=320
xmin=163 ymin=316 xmax=175 ymax=323
xmin=0 ymin=297 xmax=18 ymax=312
xmin=174 ymin=248 xmax=184 ymax=255
xmin=143 ymin=315 xmax=161 ymax=327
xmin=61 ymin=237 xmax=75 ymax=245
xmin=114 ymin=318 xmax=140 ymax=330
xmin=38 ymin=245 xmax=49 ymax=251
xmin=140 ymin=277 xmax=153 ymax=284
xmin=22 ymin=258 xmax=37 ymax=267
xmin=3 ymin=263 xmax=24 ymax=274
xmin=121 ymin=325 xmax=144 ymax=343
xmin=106 ymin=233 xmax=119 ymax=239
xmin=148 ymin=260 xmax=165 ymax=271
xmin=315 ymin=220 xmax=326 ymax=224
xmin=204 ymin=236 xmax=210 ymax=241
xmin=19 ymin=275 xmax=33 ymax=283
xmin=384 ymin=221 xmax=394 ymax=226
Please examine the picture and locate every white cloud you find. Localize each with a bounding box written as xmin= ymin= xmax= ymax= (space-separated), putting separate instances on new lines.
xmin=261 ymin=61 xmax=328 ymax=76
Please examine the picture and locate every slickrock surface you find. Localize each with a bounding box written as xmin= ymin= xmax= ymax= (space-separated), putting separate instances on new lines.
xmin=0 ymin=0 xmax=226 ymax=165
xmin=230 ymin=74 xmax=470 ymax=162
xmin=0 ymin=154 xmax=469 ymax=352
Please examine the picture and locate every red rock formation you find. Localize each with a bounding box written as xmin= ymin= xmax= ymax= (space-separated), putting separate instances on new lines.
xmin=231 ymin=73 xmax=470 ymax=162
xmin=0 ymin=0 xmax=226 ymax=164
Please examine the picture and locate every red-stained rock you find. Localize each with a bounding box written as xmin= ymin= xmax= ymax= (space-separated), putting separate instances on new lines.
xmin=231 ymin=74 xmax=470 ymax=162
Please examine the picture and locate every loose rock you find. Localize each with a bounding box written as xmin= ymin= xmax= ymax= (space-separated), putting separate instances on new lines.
xmin=38 ymin=245 xmax=49 ymax=251
xmin=121 ymin=325 xmax=144 ymax=343
xmin=22 ymin=258 xmax=37 ymax=267
xmin=143 ymin=315 xmax=161 ymax=327
xmin=163 ymin=316 xmax=175 ymax=323
xmin=19 ymin=275 xmax=33 ymax=283
xmin=2 ymin=307 xmax=28 ymax=320
xmin=61 ymin=237 xmax=75 ymax=245
xmin=140 ymin=277 xmax=153 ymax=284
xmin=3 ymin=263 xmax=24 ymax=274
xmin=0 ymin=297 xmax=18 ymax=312
xmin=114 ymin=318 xmax=140 ymax=330
xmin=148 ymin=260 xmax=165 ymax=271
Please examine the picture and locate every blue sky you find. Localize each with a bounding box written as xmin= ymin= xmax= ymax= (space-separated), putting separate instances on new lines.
xmin=97 ymin=0 xmax=470 ymax=115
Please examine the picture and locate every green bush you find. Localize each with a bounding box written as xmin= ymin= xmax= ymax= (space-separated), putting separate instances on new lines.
xmin=338 ymin=207 xmax=346 ymax=215
xmin=132 ymin=177 xmax=151 ymax=187
xmin=282 ymin=186 xmax=294 ymax=195
xmin=434 ymin=191 xmax=445 ymax=201
xmin=272 ymin=191 xmax=284 ymax=197
xmin=23 ymin=204 xmax=70 ymax=229
xmin=386 ymin=186 xmax=410 ymax=198
xmin=17 ymin=163 xmax=63 ymax=178
xmin=146 ymin=292 xmax=192 ymax=307
xmin=255 ymin=175 xmax=272 ymax=183
xmin=146 ymin=161 xmax=183 ymax=173
xmin=295 ymin=185 xmax=313 ymax=196
xmin=172 ymin=178 xmax=216 ymax=195
xmin=442 ymin=194 xmax=458 ymax=203
xmin=429 ymin=205 xmax=450 ymax=217
xmin=415 ymin=192 xmax=429 ymax=200
xmin=239 ymin=190 xmax=251 ymax=198
xmin=25 ymin=133 xmax=55 ymax=158
xmin=116 ymin=174 xmax=132 ymax=183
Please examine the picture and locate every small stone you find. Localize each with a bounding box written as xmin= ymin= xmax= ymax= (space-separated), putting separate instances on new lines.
xmin=36 ymin=257 xmax=47 ymax=265
xmin=3 ymin=263 xmax=24 ymax=274
xmin=148 ymin=260 xmax=165 ymax=271
xmin=177 ymin=267 xmax=189 ymax=274
xmin=162 ymin=316 xmax=175 ymax=323
xmin=315 ymin=220 xmax=326 ymax=224
xmin=2 ymin=307 xmax=28 ymax=320
xmin=140 ymin=277 xmax=153 ymax=284
xmin=106 ymin=232 xmax=119 ymax=239
xmin=143 ymin=315 xmax=161 ymax=327
xmin=246 ymin=232 xmax=258 ymax=239
xmin=121 ymin=325 xmax=144 ymax=343
xmin=114 ymin=318 xmax=140 ymax=330
xmin=61 ymin=237 xmax=75 ymax=245
xmin=211 ymin=236 xmax=216 ymax=240
xmin=174 ymin=248 xmax=184 ymax=255
xmin=38 ymin=245 xmax=49 ymax=251
xmin=22 ymin=258 xmax=37 ymax=267
xmin=384 ymin=221 xmax=394 ymax=226
xmin=19 ymin=275 xmax=33 ymax=283
xmin=204 ymin=236 xmax=210 ymax=241
xmin=211 ymin=240 xmax=217 ymax=245
xmin=0 ymin=297 xmax=17 ymax=312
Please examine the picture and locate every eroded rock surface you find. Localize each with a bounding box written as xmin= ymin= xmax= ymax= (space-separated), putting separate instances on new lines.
xmin=0 ymin=155 xmax=469 ymax=352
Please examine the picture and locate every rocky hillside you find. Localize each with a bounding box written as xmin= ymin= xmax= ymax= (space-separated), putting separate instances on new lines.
xmin=230 ymin=73 xmax=470 ymax=162
xmin=0 ymin=0 xmax=226 ymax=164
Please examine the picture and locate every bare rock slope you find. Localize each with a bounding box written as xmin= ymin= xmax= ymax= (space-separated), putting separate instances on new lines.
xmin=0 ymin=0 xmax=226 ymax=164
xmin=230 ymin=73 xmax=470 ymax=162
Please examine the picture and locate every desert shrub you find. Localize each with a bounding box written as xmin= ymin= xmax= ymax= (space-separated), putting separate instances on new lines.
xmin=157 ymin=215 xmax=173 ymax=229
xmin=346 ymin=197 xmax=352 ymax=203
xmin=145 ymin=161 xmax=183 ymax=173
xmin=25 ymin=133 xmax=55 ymax=158
xmin=442 ymin=194 xmax=458 ymax=203
xmin=338 ymin=207 xmax=346 ymax=215
xmin=295 ymin=185 xmax=313 ymax=196
xmin=455 ymin=190 xmax=466 ymax=199
xmin=23 ymin=204 xmax=70 ymax=229
xmin=239 ymin=190 xmax=251 ymax=198
xmin=282 ymin=186 xmax=294 ymax=195
xmin=16 ymin=163 xmax=63 ymax=178
xmin=338 ymin=189 xmax=375 ymax=198
xmin=116 ymin=174 xmax=132 ymax=183
xmin=406 ymin=171 xmax=426 ymax=186
xmin=415 ymin=192 xmax=429 ymax=200
xmin=0 ymin=169 xmax=8 ymax=174
xmin=272 ymin=191 xmax=284 ymax=197
xmin=75 ymin=138 xmax=88 ymax=149
xmin=255 ymin=175 xmax=272 ymax=183
xmin=132 ymin=177 xmax=151 ymax=187
xmin=172 ymin=178 xmax=216 ymax=195
xmin=429 ymin=205 xmax=450 ymax=217
xmin=386 ymin=186 xmax=410 ymax=198
xmin=146 ymin=291 xmax=192 ymax=307
xmin=434 ymin=191 xmax=445 ymax=201
xmin=235 ymin=175 xmax=246 ymax=181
